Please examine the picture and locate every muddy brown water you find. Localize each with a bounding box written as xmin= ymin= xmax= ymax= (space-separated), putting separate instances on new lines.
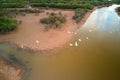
xmin=0 ymin=4 xmax=120 ymax=80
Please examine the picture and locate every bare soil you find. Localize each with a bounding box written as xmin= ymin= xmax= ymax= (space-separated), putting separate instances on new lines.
xmin=0 ymin=9 xmax=91 ymax=51
xmin=0 ymin=57 xmax=23 ymax=80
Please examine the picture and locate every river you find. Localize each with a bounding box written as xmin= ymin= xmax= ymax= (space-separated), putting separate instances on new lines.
xmin=0 ymin=4 xmax=120 ymax=80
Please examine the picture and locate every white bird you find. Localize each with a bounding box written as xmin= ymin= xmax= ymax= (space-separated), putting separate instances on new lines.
xmin=36 ymin=40 xmax=39 ymax=43
xmin=86 ymin=37 xmax=89 ymax=39
xmin=110 ymin=31 xmax=113 ymax=34
xmin=75 ymin=41 xmax=78 ymax=46
xmin=67 ymin=31 xmax=71 ymax=34
xmin=69 ymin=43 xmax=73 ymax=46
xmin=88 ymin=30 xmax=92 ymax=32
xmin=78 ymin=39 xmax=82 ymax=42
xmin=74 ymin=23 xmax=76 ymax=25
xmin=74 ymin=31 xmax=77 ymax=34
xmin=116 ymin=29 xmax=119 ymax=31
xmin=21 ymin=45 xmax=24 ymax=48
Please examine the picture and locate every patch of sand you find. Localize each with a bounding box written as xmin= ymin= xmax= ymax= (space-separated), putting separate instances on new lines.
xmin=0 ymin=57 xmax=23 ymax=80
xmin=0 ymin=9 xmax=91 ymax=51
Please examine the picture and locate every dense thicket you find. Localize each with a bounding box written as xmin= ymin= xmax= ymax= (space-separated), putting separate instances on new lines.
xmin=73 ymin=8 xmax=87 ymax=23
xmin=0 ymin=3 xmax=24 ymax=8
xmin=116 ymin=7 xmax=120 ymax=16
xmin=0 ymin=0 xmax=119 ymax=9
xmin=117 ymin=7 xmax=120 ymax=11
xmin=112 ymin=0 xmax=120 ymax=3
xmin=0 ymin=0 xmax=119 ymax=3
xmin=0 ymin=0 xmax=119 ymax=4
xmin=32 ymin=3 xmax=93 ymax=9
xmin=40 ymin=13 xmax=66 ymax=30
xmin=0 ymin=18 xmax=18 ymax=33
xmin=0 ymin=9 xmax=43 ymax=18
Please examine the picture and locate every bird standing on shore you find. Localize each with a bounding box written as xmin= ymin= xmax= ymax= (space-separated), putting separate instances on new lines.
xmin=75 ymin=41 xmax=78 ymax=46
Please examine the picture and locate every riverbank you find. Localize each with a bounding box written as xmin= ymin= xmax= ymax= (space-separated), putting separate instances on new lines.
xmin=0 ymin=56 xmax=23 ymax=80
xmin=0 ymin=8 xmax=93 ymax=51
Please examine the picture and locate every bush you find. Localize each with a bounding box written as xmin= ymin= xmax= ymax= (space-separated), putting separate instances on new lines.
xmin=0 ymin=18 xmax=18 ymax=33
xmin=0 ymin=9 xmax=44 ymax=17
xmin=19 ymin=9 xmax=41 ymax=13
xmin=116 ymin=7 xmax=120 ymax=16
xmin=0 ymin=9 xmax=17 ymax=17
xmin=40 ymin=13 xmax=66 ymax=29
xmin=0 ymin=3 xmax=24 ymax=8
xmin=116 ymin=7 xmax=120 ymax=12
xmin=85 ymin=3 xmax=94 ymax=10
xmin=73 ymin=8 xmax=87 ymax=23
xmin=32 ymin=3 xmax=94 ymax=9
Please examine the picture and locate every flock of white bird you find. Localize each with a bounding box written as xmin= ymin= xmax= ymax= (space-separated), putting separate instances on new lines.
xmin=21 ymin=40 xmax=40 ymax=48
xmin=20 ymin=28 xmax=93 ymax=48
xmin=68 ymin=29 xmax=93 ymax=47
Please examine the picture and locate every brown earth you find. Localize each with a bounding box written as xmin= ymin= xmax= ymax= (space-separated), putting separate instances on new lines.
xmin=0 ymin=57 xmax=23 ymax=80
xmin=0 ymin=9 xmax=92 ymax=51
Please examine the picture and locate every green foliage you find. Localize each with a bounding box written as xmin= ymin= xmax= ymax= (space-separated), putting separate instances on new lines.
xmin=55 ymin=20 xmax=61 ymax=27
xmin=0 ymin=0 xmax=118 ymax=3
xmin=0 ymin=9 xmax=44 ymax=17
xmin=73 ymin=8 xmax=87 ymax=23
xmin=32 ymin=3 xmax=94 ymax=9
xmin=0 ymin=0 xmax=118 ymax=9
xmin=0 ymin=3 xmax=24 ymax=8
xmin=116 ymin=7 xmax=120 ymax=16
xmin=18 ymin=9 xmax=43 ymax=13
xmin=0 ymin=18 xmax=18 ymax=33
xmin=40 ymin=13 xmax=66 ymax=30
xmin=112 ymin=0 xmax=120 ymax=3
xmin=0 ymin=9 xmax=17 ymax=17
xmin=117 ymin=7 xmax=120 ymax=12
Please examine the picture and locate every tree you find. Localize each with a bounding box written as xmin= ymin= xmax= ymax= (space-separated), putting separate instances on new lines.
xmin=0 ymin=18 xmax=18 ymax=34
xmin=40 ymin=13 xmax=66 ymax=30
xmin=55 ymin=20 xmax=61 ymax=28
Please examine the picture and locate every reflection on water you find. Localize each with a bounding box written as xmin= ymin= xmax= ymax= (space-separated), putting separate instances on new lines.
xmin=0 ymin=4 xmax=120 ymax=80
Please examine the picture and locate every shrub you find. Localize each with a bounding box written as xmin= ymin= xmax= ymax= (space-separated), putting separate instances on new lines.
xmin=116 ymin=7 xmax=120 ymax=16
xmin=0 ymin=18 xmax=18 ymax=34
xmin=55 ymin=20 xmax=61 ymax=28
xmin=73 ymin=8 xmax=87 ymax=23
xmin=0 ymin=3 xmax=24 ymax=8
xmin=18 ymin=9 xmax=41 ymax=13
xmin=40 ymin=13 xmax=66 ymax=30
xmin=117 ymin=7 xmax=120 ymax=12
xmin=32 ymin=3 xmax=94 ymax=9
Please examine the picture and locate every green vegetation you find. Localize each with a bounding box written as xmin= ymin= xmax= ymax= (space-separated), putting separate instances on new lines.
xmin=112 ymin=0 xmax=120 ymax=3
xmin=117 ymin=7 xmax=120 ymax=12
xmin=0 ymin=9 xmax=43 ymax=18
xmin=116 ymin=7 xmax=120 ymax=16
xmin=0 ymin=0 xmax=118 ymax=9
xmin=73 ymin=8 xmax=87 ymax=23
xmin=40 ymin=13 xmax=66 ymax=30
xmin=18 ymin=9 xmax=43 ymax=13
xmin=0 ymin=3 xmax=24 ymax=8
xmin=0 ymin=18 xmax=18 ymax=34
xmin=32 ymin=3 xmax=94 ymax=9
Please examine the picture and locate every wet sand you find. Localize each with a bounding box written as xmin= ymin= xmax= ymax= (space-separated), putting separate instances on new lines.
xmin=0 ymin=9 xmax=92 ymax=51
xmin=0 ymin=57 xmax=23 ymax=80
